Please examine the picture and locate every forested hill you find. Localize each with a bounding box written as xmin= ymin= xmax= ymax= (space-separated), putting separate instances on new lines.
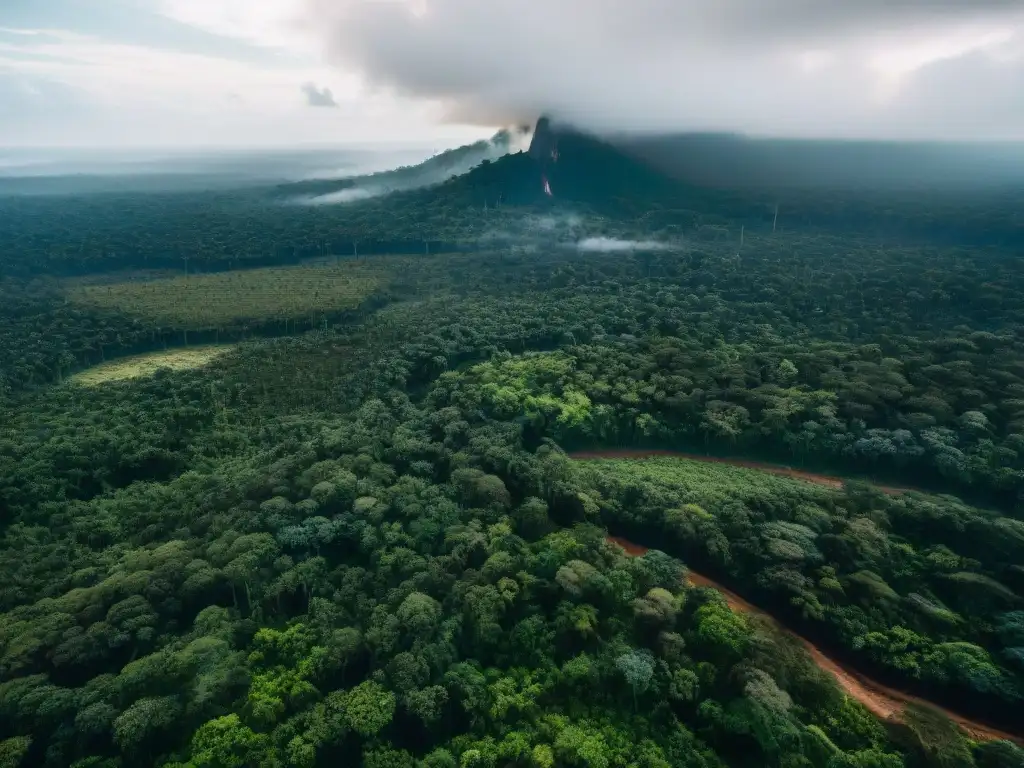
xmin=612 ymin=132 xmax=1024 ymax=247
xmin=387 ymin=122 xmax=763 ymax=217
xmin=4 ymin=119 xmax=1023 ymax=279
xmin=614 ymin=134 xmax=1024 ymax=190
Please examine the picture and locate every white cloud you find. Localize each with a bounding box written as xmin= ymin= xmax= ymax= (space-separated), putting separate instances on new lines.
xmin=0 ymin=19 xmax=490 ymax=147
xmin=300 ymin=0 xmax=1024 ymax=140
xmin=153 ymin=0 xmax=310 ymax=53
xmin=10 ymin=0 xmax=1019 ymax=148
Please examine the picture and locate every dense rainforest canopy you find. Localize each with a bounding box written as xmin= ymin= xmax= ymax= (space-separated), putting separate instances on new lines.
xmin=0 ymin=127 xmax=1023 ymax=768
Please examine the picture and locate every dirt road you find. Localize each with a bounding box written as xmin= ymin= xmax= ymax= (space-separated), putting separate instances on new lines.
xmin=605 ymin=535 xmax=1020 ymax=745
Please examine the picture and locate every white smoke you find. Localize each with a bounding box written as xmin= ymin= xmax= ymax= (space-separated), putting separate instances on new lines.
xmin=576 ymin=237 xmax=669 ymax=252
xmin=293 ymin=123 xmax=530 ymax=205
xmin=508 ymin=125 xmax=534 ymax=153
xmin=305 ymin=187 xmax=379 ymax=204
xmin=532 ymin=213 xmax=583 ymax=231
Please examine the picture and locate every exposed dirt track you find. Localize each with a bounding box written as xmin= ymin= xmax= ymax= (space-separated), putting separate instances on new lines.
xmin=570 ymin=449 xmax=909 ymax=494
xmin=605 ymin=536 xmax=1021 ymax=745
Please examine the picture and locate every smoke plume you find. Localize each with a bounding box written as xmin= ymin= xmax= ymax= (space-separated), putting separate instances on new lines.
xmin=576 ymin=237 xmax=669 ymax=253
xmin=293 ymin=125 xmax=528 ymax=205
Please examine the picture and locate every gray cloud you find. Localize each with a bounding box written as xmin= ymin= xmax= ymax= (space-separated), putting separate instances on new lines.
xmin=301 ymin=82 xmax=338 ymax=108
xmin=301 ymin=0 xmax=1024 ymax=139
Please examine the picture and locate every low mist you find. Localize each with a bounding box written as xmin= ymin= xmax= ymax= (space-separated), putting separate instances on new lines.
xmin=616 ymin=134 xmax=1024 ymax=190
xmin=303 ymin=187 xmax=381 ymax=206
xmin=474 ymin=210 xmax=682 ymax=255
xmin=576 ymin=237 xmax=669 ymax=253
xmin=0 ymin=146 xmax=442 ymax=196
xmin=295 ymin=125 xmax=531 ymax=206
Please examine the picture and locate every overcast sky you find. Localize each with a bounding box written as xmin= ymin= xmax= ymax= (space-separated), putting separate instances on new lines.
xmin=2 ymin=0 xmax=1023 ymax=148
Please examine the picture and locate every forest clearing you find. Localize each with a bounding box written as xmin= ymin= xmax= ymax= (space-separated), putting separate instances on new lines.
xmin=605 ymin=536 xmax=1024 ymax=746
xmin=68 ymin=345 xmax=235 ymax=386
xmin=62 ymin=260 xmax=401 ymax=328
xmin=570 ymin=449 xmax=910 ymax=494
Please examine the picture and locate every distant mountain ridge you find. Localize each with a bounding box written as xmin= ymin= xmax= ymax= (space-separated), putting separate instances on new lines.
xmin=392 ymin=115 xmax=709 ymax=215
xmin=272 ymin=115 xmax=1024 ymax=248
xmin=3 ymin=116 xmax=1022 ymax=281
xmin=614 ymin=132 xmax=1024 ymax=190
xmin=275 ymin=115 xmax=703 ymax=213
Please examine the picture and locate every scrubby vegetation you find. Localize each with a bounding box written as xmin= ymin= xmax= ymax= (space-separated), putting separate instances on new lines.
xmin=1 ymin=128 xmax=1023 ymax=767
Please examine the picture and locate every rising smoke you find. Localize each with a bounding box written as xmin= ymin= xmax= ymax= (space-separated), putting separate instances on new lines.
xmin=305 ymin=187 xmax=377 ymax=205
xmin=575 ymin=237 xmax=670 ymax=253
xmin=295 ymin=124 xmax=532 ymax=205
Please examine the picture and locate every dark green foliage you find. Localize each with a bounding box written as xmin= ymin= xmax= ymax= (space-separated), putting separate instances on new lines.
xmin=973 ymin=740 xmax=1024 ymax=768
xmin=1 ymin=138 xmax=1023 ymax=767
xmin=562 ymin=456 xmax=1024 ymax=711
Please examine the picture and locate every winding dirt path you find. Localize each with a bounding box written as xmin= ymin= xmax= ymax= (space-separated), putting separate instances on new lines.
xmin=570 ymin=449 xmax=909 ymax=494
xmin=605 ymin=535 xmax=1021 ymax=745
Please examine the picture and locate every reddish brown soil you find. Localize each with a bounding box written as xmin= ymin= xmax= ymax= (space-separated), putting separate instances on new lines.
xmin=570 ymin=449 xmax=908 ymax=495
xmin=606 ymin=536 xmax=1021 ymax=745
xmin=606 ymin=536 xmax=650 ymax=557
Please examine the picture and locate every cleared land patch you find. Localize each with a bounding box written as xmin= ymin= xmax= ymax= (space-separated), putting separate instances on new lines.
xmin=571 ymin=449 xmax=910 ymax=494
xmin=69 ymin=345 xmax=234 ymax=386
xmin=63 ymin=260 xmax=402 ymax=329
xmin=573 ymin=454 xmax=838 ymax=511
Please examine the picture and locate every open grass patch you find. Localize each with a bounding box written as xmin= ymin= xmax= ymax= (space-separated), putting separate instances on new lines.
xmin=63 ymin=260 xmax=403 ymax=329
xmin=69 ymin=345 xmax=235 ymax=386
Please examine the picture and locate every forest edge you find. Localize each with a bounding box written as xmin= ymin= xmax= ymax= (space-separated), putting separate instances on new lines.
xmin=587 ymin=444 xmax=1024 ymax=751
